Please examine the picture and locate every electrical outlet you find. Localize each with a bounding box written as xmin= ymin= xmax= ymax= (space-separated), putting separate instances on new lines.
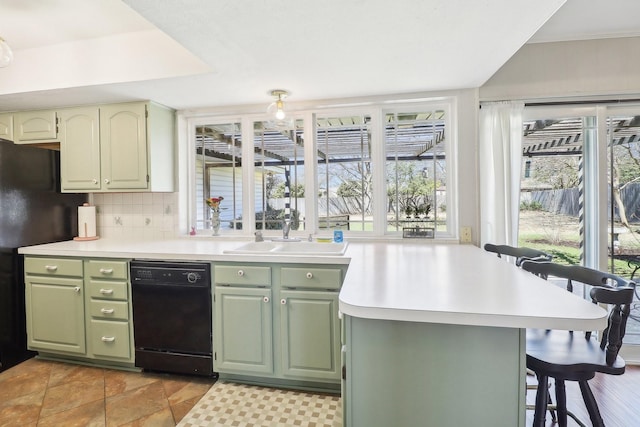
xmin=460 ymin=226 xmax=472 ymax=243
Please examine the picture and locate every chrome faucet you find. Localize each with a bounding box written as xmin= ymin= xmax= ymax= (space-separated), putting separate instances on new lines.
xmin=282 ymin=220 xmax=291 ymax=240
xmin=254 ymin=231 xmax=264 ymax=242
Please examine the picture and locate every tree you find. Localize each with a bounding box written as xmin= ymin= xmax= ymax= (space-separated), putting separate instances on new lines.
xmin=272 ymin=181 xmax=305 ymax=198
xmin=387 ymin=162 xmax=438 ymax=218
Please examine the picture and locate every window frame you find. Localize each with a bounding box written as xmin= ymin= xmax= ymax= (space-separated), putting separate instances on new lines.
xmin=185 ymin=98 xmax=458 ymax=240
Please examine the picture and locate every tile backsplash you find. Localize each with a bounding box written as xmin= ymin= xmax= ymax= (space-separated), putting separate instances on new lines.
xmin=91 ymin=192 xmax=178 ymax=239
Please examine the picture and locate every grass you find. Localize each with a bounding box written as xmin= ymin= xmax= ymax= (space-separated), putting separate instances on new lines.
xmin=519 ymin=210 xmax=640 ymax=279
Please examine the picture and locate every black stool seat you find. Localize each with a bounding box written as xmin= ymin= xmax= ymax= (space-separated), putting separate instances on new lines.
xmin=527 ymin=329 xmax=626 ymax=382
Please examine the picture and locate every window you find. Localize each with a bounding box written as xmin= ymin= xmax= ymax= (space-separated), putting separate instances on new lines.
xmin=385 ymin=110 xmax=447 ymax=237
xmin=316 ymin=115 xmax=372 ymax=232
xmin=194 ymin=121 xmax=243 ymax=233
xmin=189 ymin=99 xmax=455 ymax=238
xmin=253 ymin=119 xmax=305 ymax=231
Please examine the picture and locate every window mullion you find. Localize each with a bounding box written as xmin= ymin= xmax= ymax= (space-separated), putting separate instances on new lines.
xmin=370 ymin=108 xmax=386 ymax=236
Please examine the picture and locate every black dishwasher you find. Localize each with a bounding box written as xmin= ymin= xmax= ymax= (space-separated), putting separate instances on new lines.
xmin=130 ymin=260 xmax=214 ymax=377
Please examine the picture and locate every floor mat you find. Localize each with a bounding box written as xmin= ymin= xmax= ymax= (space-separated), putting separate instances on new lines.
xmin=177 ymin=381 xmax=342 ymax=427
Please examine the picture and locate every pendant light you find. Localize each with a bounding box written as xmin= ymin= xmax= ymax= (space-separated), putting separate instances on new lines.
xmin=0 ymin=37 xmax=13 ymax=68
xmin=267 ymin=89 xmax=290 ymax=120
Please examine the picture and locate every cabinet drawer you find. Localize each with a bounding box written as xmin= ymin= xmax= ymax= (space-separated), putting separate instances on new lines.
xmin=88 ymin=280 xmax=128 ymax=300
xmin=90 ymin=319 xmax=131 ymax=359
xmin=87 ymin=260 xmax=128 ymax=280
xmin=90 ymin=300 xmax=129 ymax=321
xmin=25 ymin=257 xmax=83 ymax=277
xmin=281 ymin=267 xmax=342 ymax=290
xmin=215 ymin=265 xmax=271 ymax=286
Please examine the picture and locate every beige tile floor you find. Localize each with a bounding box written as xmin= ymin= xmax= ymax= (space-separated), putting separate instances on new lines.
xmin=0 ymin=357 xmax=215 ymax=426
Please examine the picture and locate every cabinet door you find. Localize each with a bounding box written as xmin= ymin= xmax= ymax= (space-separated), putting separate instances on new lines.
xmin=279 ymin=290 xmax=340 ymax=380
xmin=59 ymin=107 xmax=101 ymax=191
xmin=99 ymin=103 xmax=148 ymax=190
xmin=15 ymin=110 xmax=58 ymax=143
xmin=25 ymin=276 xmax=85 ymax=354
xmin=214 ymin=286 xmax=273 ymax=375
xmin=0 ymin=113 xmax=13 ymax=141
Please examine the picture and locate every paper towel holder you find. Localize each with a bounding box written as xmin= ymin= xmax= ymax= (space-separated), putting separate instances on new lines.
xmin=74 ymin=202 xmax=100 ymax=241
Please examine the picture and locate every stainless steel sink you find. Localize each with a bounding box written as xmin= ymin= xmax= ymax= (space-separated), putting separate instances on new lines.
xmin=224 ymin=241 xmax=348 ymax=256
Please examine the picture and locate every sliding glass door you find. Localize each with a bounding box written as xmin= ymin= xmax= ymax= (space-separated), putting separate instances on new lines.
xmin=521 ymin=105 xmax=640 ymax=355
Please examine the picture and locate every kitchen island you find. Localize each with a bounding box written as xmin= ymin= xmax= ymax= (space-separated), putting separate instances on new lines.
xmin=19 ymin=238 xmax=606 ymax=427
xmin=339 ymin=243 xmax=606 ymax=427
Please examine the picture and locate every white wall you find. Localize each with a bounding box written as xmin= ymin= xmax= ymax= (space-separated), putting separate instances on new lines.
xmin=480 ymin=36 xmax=640 ymax=101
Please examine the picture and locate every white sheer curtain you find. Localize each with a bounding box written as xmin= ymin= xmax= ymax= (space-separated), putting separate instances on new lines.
xmin=479 ymin=101 xmax=524 ymax=247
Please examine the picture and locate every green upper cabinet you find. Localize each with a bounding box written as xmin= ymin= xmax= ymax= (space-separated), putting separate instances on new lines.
xmin=60 ymin=101 xmax=175 ymax=193
xmin=59 ymin=107 xmax=101 ymax=191
xmin=99 ymin=102 xmax=148 ymax=190
xmin=14 ymin=110 xmax=58 ymax=143
xmin=0 ymin=113 xmax=13 ymax=141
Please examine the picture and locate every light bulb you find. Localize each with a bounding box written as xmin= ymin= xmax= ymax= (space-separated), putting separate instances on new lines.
xmin=275 ymin=99 xmax=286 ymax=120
xmin=0 ymin=37 xmax=13 ymax=68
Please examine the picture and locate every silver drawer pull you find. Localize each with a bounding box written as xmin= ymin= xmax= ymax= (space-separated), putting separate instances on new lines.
xmin=280 ymin=298 xmax=286 ymax=305
xmin=306 ymin=272 xmax=313 ymax=279
xmin=237 ymin=270 xmax=245 ymax=277
xmin=263 ymin=296 xmax=270 ymax=303
xmin=74 ymin=286 xmax=81 ymax=293
xmin=99 ymin=268 xmax=113 ymax=275
xmin=45 ymin=265 xmax=58 ymax=272
xmin=100 ymin=308 xmax=115 ymax=314
xmin=99 ymin=288 xmax=114 ymax=295
xmin=101 ymin=336 xmax=115 ymax=342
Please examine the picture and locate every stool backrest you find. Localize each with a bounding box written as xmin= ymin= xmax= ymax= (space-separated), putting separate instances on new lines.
xmin=484 ymin=243 xmax=552 ymax=266
xmin=589 ymin=286 xmax=635 ymax=365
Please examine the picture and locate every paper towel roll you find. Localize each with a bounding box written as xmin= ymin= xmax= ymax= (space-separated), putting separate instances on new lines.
xmin=77 ymin=203 xmax=97 ymax=238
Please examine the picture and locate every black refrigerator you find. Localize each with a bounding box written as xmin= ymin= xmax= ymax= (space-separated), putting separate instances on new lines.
xmin=0 ymin=140 xmax=86 ymax=372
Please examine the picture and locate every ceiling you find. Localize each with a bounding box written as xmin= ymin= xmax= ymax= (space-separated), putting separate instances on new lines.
xmin=0 ymin=0 xmax=639 ymax=113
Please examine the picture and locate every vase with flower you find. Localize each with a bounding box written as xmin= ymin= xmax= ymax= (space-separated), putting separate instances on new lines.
xmin=206 ymin=196 xmax=224 ymax=235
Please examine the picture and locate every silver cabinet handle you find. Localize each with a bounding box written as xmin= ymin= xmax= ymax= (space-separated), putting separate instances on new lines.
xmin=99 ymin=268 xmax=113 ymax=275
xmin=100 ymin=288 xmax=114 ymax=295
xmin=92 ymin=178 xmax=98 ymax=184
xmin=263 ymin=296 xmax=270 ymax=303
xmin=280 ymin=298 xmax=286 ymax=305
xmin=45 ymin=265 xmax=58 ymax=272
xmin=74 ymin=286 xmax=81 ymax=293
xmin=237 ymin=270 xmax=244 ymax=277
xmin=101 ymin=336 xmax=115 ymax=342
xmin=104 ymin=178 xmax=110 ymax=184
xmin=306 ymin=272 xmax=313 ymax=279
xmin=100 ymin=308 xmax=115 ymax=314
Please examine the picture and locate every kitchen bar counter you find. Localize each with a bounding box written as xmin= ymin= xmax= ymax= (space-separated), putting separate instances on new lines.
xmin=339 ymin=242 xmax=607 ymax=330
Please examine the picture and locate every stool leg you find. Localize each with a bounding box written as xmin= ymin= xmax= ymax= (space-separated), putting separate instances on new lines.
xmin=554 ymin=379 xmax=568 ymax=427
xmin=578 ymin=380 xmax=605 ymax=427
xmin=533 ymin=374 xmax=549 ymax=427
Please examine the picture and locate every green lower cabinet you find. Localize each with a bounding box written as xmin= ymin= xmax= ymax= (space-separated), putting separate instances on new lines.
xmin=215 ymin=286 xmax=273 ymax=374
xmin=25 ymin=276 xmax=86 ymax=355
xmin=24 ymin=256 xmax=134 ymax=368
xmin=279 ymin=290 xmax=340 ymax=380
xmin=214 ymin=262 xmax=345 ymax=391
xmin=89 ymin=319 xmax=131 ymax=359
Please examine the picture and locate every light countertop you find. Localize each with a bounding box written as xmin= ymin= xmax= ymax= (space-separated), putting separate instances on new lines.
xmin=19 ymin=238 xmax=607 ymax=331
xmin=339 ymin=242 xmax=607 ymax=330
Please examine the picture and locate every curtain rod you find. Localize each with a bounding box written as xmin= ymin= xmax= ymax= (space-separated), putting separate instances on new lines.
xmin=524 ymin=98 xmax=640 ymax=107
xmin=480 ymin=98 xmax=640 ymax=108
